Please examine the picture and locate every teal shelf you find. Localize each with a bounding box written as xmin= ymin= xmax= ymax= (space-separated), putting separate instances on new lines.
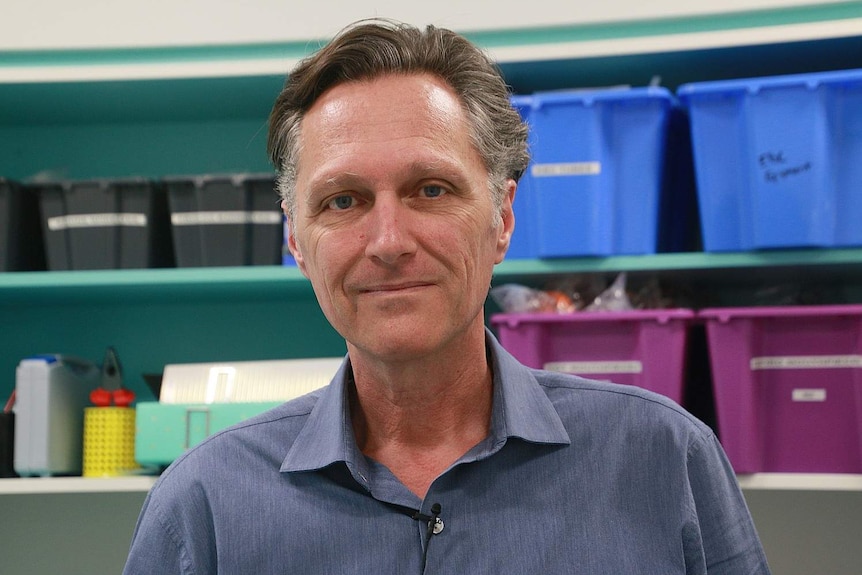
xmin=0 ymin=265 xmax=312 ymax=303
xmin=494 ymin=248 xmax=862 ymax=279
xmin=5 ymin=248 xmax=862 ymax=310
xmin=4 ymin=246 xmax=862 ymax=302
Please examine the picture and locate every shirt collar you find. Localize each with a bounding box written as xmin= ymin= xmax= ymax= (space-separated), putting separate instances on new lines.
xmin=487 ymin=329 xmax=571 ymax=446
xmin=280 ymin=328 xmax=570 ymax=475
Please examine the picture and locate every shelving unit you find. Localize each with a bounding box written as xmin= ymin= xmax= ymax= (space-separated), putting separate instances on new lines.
xmin=2 ymin=4 xmax=862 ymax=574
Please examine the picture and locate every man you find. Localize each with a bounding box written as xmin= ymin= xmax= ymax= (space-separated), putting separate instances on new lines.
xmin=124 ymin=19 xmax=770 ymax=574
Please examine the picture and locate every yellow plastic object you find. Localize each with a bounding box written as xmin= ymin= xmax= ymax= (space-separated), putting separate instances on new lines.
xmin=83 ymin=407 xmax=140 ymax=477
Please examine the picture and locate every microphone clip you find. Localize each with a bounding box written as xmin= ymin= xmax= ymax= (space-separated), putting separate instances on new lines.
xmin=425 ymin=502 xmax=443 ymax=537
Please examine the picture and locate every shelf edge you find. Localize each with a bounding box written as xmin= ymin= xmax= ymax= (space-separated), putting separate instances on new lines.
xmin=737 ymin=473 xmax=862 ymax=492
xmin=4 ymin=248 xmax=862 ymax=294
xmin=493 ymin=248 xmax=862 ymax=278
xmin=0 ymin=476 xmax=157 ymax=495
xmin=0 ymin=266 xmax=307 ymax=290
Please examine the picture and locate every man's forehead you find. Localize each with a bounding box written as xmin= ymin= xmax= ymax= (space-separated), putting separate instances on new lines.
xmin=295 ymin=74 xmax=475 ymax=166
xmin=305 ymin=73 xmax=465 ymax=127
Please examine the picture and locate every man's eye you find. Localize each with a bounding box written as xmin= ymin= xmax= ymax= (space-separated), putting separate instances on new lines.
xmin=421 ymin=185 xmax=446 ymax=199
xmin=327 ymin=195 xmax=355 ymax=210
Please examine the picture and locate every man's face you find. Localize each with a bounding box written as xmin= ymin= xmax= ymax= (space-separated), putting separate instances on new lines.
xmin=287 ymin=73 xmax=514 ymax=362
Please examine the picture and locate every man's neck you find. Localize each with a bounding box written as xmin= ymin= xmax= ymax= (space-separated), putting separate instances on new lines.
xmin=347 ymin=331 xmax=494 ymax=498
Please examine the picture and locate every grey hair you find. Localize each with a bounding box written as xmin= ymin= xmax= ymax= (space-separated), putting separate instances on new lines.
xmin=267 ymin=18 xmax=529 ymax=223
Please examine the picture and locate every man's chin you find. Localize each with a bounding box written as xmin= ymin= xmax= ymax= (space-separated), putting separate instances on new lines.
xmin=348 ymin=324 xmax=444 ymax=361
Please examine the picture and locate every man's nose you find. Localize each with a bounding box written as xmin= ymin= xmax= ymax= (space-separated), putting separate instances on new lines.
xmin=364 ymin=194 xmax=417 ymax=265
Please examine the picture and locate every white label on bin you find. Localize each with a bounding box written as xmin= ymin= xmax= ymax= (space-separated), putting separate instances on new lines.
xmin=47 ymin=213 xmax=147 ymax=230
xmin=544 ymin=360 xmax=642 ymax=374
xmin=750 ymin=355 xmax=862 ymax=370
xmin=792 ymin=389 xmax=827 ymax=402
xmin=171 ymin=211 xmax=282 ymax=226
xmin=531 ymin=162 xmax=601 ymax=177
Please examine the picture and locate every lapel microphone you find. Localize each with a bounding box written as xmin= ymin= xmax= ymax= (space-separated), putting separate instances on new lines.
xmin=382 ymin=500 xmax=444 ymax=571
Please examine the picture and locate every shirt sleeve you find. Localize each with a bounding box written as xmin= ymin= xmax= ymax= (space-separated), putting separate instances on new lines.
xmin=685 ymin=432 xmax=772 ymax=575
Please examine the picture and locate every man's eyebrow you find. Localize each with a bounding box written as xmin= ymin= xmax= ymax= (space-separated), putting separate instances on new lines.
xmin=407 ymin=159 xmax=461 ymax=176
xmin=305 ymin=172 xmax=361 ymax=193
xmin=323 ymin=172 xmax=360 ymax=188
xmin=305 ymin=156 xmax=468 ymax=198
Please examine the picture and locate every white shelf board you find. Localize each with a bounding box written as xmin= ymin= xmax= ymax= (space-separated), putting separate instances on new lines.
xmin=0 ymin=475 xmax=157 ymax=495
xmin=2 ymin=18 xmax=861 ymax=84
xmin=737 ymin=473 xmax=862 ymax=492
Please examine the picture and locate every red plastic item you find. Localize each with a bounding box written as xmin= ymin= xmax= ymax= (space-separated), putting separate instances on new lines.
xmin=90 ymin=387 xmax=136 ymax=408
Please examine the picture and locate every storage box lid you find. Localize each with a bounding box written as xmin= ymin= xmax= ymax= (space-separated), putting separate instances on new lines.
xmin=699 ymin=304 xmax=862 ymax=321
xmin=491 ymin=309 xmax=695 ymax=328
xmin=531 ymin=86 xmax=674 ymax=108
xmin=678 ymin=67 xmax=862 ymax=101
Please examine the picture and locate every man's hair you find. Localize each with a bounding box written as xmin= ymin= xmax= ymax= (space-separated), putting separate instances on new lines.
xmin=267 ymin=18 xmax=530 ymax=222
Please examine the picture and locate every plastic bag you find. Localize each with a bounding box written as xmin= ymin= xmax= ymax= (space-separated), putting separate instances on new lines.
xmin=584 ymin=272 xmax=634 ymax=312
xmin=490 ymin=284 xmax=575 ymax=313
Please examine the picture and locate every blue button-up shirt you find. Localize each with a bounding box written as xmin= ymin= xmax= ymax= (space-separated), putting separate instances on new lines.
xmin=124 ymin=331 xmax=770 ymax=574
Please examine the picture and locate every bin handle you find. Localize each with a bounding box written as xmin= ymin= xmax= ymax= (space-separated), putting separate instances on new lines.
xmin=185 ymin=406 xmax=211 ymax=449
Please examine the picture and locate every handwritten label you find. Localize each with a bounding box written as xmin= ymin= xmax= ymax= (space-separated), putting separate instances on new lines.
xmin=757 ymin=150 xmax=812 ymax=183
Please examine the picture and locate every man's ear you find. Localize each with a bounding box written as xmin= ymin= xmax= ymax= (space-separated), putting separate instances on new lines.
xmin=287 ymin=231 xmax=308 ymax=277
xmin=494 ymin=179 xmax=517 ymax=264
xmin=283 ymin=207 xmax=309 ymax=278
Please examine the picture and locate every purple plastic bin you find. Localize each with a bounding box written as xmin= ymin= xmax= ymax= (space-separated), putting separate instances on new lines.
xmin=701 ymin=305 xmax=862 ymax=474
xmin=490 ymin=310 xmax=695 ymax=405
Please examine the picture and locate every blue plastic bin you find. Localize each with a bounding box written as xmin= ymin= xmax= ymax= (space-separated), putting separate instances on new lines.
xmin=678 ymin=68 xmax=862 ymax=252
xmin=506 ymin=95 xmax=539 ymax=260
xmin=527 ymin=87 xmax=675 ymax=257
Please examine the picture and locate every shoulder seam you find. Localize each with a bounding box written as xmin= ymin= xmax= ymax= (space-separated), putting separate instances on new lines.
xmin=148 ymin=490 xmax=197 ymax=573
xmin=536 ymin=373 xmax=713 ymax=435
